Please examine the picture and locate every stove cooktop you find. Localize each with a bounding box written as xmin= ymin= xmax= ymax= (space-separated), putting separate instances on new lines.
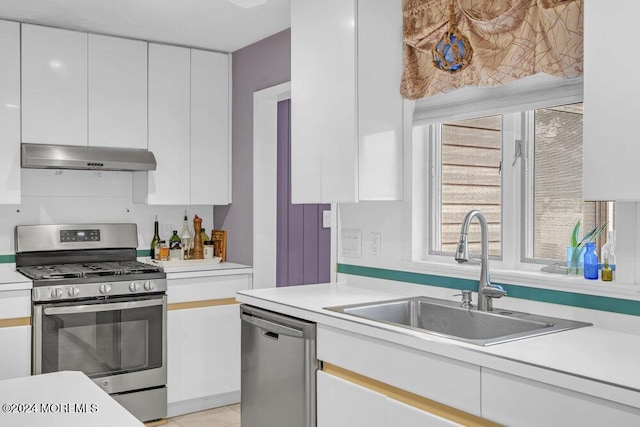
xmin=18 ymin=261 xmax=162 ymax=281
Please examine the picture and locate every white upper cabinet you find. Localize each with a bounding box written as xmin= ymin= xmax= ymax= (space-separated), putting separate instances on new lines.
xmin=291 ymin=0 xmax=403 ymax=203
xmin=0 ymin=20 xmax=21 ymax=204
xmin=291 ymin=0 xmax=356 ymax=204
xmin=138 ymin=44 xmax=231 ymax=205
xmin=146 ymin=43 xmax=191 ymax=205
xmin=357 ymin=0 xmax=404 ymax=201
xmin=88 ymin=34 xmax=147 ymax=149
xmin=583 ymin=0 xmax=640 ymax=201
xmin=191 ymin=50 xmax=231 ymax=205
xmin=22 ymin=24 xmax=88 ymax=146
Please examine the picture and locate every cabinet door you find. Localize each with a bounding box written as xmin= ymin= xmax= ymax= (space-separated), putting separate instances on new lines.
xmin=291 ymin=0 xmax=357 ymax=203
xmin=386 ymin=398 xmax=463 ymax=427
xmin=317 ymin=370 xmax=386 ymax=427
xmin=147 ymin=43 xmax=190 ymax=205
xmin=357 ymin=0 xmax=403 ymax=201
xmin=583 ymin=0 xmax=640 ymax=200
xmin=482 ymin=369 xmax=640 ymax=426
xmin=0 ymin=20 xmax=21 ymax=204
xmin=167 ymin=304 xmax=240 ymax=406
xmin=22 ymin=24 xmax=88 ymax=146
xmin=190 ymin=50 xmax=231 ymax=205
xmin=0 ymin=325 xmax=31 ymax=380
xmin=88 ymin=34 xmax=147 ymax=149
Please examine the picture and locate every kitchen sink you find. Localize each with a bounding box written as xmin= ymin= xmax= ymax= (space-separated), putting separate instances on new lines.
xmin=325 ymin=296 xmax=591 ymax=346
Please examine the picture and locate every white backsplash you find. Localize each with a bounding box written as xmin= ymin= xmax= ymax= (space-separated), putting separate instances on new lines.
xmin=0 ymin=169 xmax=214 ymax=254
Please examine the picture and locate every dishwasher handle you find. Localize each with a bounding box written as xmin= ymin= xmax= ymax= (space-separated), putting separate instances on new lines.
xmin=241 ymin=312 xmax=304 ymax=339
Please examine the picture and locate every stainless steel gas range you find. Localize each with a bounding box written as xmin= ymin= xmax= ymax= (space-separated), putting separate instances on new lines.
xmin=15 ymin=223 xmax=167 ymax=423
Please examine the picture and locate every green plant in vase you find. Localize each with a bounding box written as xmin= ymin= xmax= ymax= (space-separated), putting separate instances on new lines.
xmin=567 ymin=220 xmax=607 ymax=275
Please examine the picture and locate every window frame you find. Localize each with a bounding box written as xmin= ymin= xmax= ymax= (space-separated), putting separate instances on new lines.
xmin=404 ymin=75 xmax=640 ymax=291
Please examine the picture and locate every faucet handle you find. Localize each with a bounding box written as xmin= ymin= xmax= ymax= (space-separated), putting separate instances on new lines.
xmin=484 ymin=284 xmax=507 ymax=299
xmin=453 ymin=290 xmax=473 ymax=308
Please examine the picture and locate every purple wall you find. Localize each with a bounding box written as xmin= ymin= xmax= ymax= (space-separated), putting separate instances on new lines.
xmin=276 ymin=100 xmax=331 ymax=286
xmin=214 ymin=29 xmax=291 ymax=265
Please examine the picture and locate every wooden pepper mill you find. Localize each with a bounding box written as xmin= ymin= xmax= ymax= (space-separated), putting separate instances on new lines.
xmin=192 ymin=215 xmax=204 ymax=259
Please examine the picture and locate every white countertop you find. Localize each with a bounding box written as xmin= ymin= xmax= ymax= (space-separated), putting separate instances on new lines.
xmin=0 ymin=260 xmax=253 ymax=293
xmin=0 ymin=371 xmax=143 ymax=427
xmin=237 ymin=283 xmax=640 ymax=409
xmin=0 ymin=264 xmax=32 ymax=291
xmin=140 ymin=257 xmax=252 ymax=276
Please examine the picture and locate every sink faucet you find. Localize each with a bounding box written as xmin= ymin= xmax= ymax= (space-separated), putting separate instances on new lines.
xmin=454 ymin=210 xmax=507 ymax=311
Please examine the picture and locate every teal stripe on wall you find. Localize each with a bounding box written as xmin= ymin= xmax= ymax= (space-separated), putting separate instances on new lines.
xmin=337 ymin=263 xmax=640 ymax=316
xmin=0 ymin=255 xmax=15 ymax=263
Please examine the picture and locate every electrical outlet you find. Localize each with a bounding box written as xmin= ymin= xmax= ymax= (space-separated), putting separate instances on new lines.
xmin=371 ymin=232 xmax=382 ymax=257
xmin=341 ymin=229 xmax=362 ymax=258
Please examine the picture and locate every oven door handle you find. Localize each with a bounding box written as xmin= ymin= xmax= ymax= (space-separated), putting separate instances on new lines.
xmin=43 ymin=298 xmax=164 ymax=315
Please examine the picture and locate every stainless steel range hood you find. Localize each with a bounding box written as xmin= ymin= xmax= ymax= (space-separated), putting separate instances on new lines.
xmin=21 ymin=143 xmax=157 ymax=171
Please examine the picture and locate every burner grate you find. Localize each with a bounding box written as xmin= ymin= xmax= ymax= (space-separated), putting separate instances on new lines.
xmin=18 ymin=261 xmax=161 ymax=281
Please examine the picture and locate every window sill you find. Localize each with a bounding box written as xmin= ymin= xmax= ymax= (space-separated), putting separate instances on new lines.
xmin=398 ymin=259 xmax=640 ymax=301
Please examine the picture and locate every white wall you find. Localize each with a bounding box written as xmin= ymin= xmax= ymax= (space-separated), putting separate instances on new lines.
xmin=0 ymin=169 xmax=214 ymax=254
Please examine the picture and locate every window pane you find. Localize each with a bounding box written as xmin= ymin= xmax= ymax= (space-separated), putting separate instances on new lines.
xmin=433 ymin=116 xmax=502 ymax=257
xmin=528 ymin=103 xmax=614 ymax=262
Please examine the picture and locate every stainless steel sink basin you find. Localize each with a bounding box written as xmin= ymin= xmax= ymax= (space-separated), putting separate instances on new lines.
xmin=325 ymin=296 xmax=591 ymax=346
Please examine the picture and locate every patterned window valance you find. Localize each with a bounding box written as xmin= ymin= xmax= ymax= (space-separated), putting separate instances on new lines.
xmin=401 ymin=0 xmax=583 ymax=100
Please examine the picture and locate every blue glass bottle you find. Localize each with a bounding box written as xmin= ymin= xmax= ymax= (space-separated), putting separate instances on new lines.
xmin=583 ymin=242 xmax=599 ymax=280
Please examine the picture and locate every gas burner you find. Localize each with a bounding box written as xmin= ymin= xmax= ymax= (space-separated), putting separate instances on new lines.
xmin=17 ymin=261 xmax=162 ymax=282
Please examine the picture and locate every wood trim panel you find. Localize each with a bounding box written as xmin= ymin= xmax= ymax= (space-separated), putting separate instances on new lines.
xmin=167 ymin=297 xmax=238 ymax=311
xmin=322 ymin=362 xmax=501 ymax=427
xmin=0 ymin=317 xmax=31 ymax=328
xmin=144 ymin=419 xmax=167 ymax=427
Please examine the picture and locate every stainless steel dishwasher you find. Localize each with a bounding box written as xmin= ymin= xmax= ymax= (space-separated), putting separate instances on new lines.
xmin=240 ymin=304 xmax=317 ymax=427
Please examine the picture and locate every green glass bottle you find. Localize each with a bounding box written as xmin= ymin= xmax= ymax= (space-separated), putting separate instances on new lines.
xmin=150 ymin=215 xmax=161 ymax=260
xmin=200 ymin=223 xmax=209 ymax=242
xmin=169 ymin=230 xmax=181 ymax=249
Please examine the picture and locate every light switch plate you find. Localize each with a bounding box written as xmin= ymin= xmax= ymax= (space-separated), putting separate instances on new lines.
xmin=322 ymin=210 xmax=331 ymax=228
xmin=341 ymin=229 xmax=362 ymax=258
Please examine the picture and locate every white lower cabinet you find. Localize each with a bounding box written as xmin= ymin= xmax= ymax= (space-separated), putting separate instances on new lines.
xmin=482 ymin=369 xmax=640 ymax=426
xmin=0 ymin=325 xmax=31 ymax=380
xmin=318 ymin=370 xmax=464 ymax=427
xmin=386 ymin=399 xmax=462 ymax=427
xmin=168 ymin=304 xmax=240 ymax=407
xmin=0 ymin=290 xmax=32 ymax=380
xmin=317 ymin=370 xmax=386 ymax=427
xmin=166 ymin=271 xmax=251 ymax=417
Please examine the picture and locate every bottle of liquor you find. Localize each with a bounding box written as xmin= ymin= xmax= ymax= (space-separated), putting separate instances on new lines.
xmin=150 ymin=215 xmax=160 ymax=260
xmin=180 ymin=211 xmax=192 ymax=260
xmin=200 ymin=224 xmax=209 ymax=242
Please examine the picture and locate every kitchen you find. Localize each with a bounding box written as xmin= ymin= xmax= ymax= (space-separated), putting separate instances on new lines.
xmin=1 ymin=0 xmax=640 ymax=426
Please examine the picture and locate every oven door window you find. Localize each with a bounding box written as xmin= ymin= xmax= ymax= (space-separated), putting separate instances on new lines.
xmin=39 ymin=296 xmax=164 ymax=377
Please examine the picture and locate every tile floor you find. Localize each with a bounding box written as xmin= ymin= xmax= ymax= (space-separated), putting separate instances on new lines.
xmin=165 ymin=404 xmax=240 ymax=427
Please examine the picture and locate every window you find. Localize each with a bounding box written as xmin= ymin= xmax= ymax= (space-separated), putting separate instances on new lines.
xmin=431 ymin=115 xmax=502 ymax=257
xmin=523 ymin=104 xmax=614 ymax=263
xmin=426 ymin=102 xmax=615 ymax=267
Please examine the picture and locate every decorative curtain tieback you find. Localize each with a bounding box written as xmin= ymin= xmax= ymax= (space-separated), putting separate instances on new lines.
xmin=432 ymin=0 xmax=473 ymax=73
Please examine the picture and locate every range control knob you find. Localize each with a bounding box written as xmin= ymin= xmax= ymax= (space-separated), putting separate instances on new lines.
xmin=144 ymin=280 xmax=155 ymax=291
xmin=99 ymin=284 xmax=111 ymax=294
xmin=129 ymin=282 xmax=140 ymax=292
xmin=68 ymin=286 xmax=80 ymax=297
xmin=51 ymin=288 xmax=64 ymax=299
